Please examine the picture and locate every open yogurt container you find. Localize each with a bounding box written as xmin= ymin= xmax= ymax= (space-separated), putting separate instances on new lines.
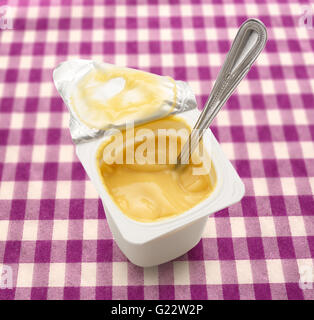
xmin=53 ymin=60 xmax=245 ymax=267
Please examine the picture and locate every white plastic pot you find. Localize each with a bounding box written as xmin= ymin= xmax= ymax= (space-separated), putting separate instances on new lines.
xmin=76 ymin=109 xmax=245 ymax=267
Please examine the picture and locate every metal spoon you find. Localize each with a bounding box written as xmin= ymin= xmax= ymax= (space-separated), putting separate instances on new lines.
xmin=176 ymin=19 xmax=267 ymax=168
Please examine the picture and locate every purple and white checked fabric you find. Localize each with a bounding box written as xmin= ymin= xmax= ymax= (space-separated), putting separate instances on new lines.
xmin=0 ymin=0 xmax=313 ymax=300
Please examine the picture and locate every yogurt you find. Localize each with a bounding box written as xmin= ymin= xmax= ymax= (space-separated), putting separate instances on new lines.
xmin=96 ymin=117 xmax=217 ymax=222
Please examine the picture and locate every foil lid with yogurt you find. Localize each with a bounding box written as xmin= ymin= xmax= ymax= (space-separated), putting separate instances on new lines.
xmin=53 ymin=59 xmax=197 ymax=144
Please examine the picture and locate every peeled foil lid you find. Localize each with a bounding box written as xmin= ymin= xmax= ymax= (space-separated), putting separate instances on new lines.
xmin=53 ymin=59 xmax=197 ymax=144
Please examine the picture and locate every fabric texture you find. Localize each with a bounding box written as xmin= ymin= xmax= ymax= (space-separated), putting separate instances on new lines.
xmin=0 ymin=0 xmax=313 ymax=300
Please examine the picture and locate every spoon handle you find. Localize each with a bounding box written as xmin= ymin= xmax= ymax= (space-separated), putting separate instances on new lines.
xmin=176 ymin=19 xmax=267 ymax=167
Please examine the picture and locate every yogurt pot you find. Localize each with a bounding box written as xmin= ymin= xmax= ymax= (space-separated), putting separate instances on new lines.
xmin=75 ymin=109 xmax=245 ymax=267
xmin=53 ymin=59 xmax=245 ymax=267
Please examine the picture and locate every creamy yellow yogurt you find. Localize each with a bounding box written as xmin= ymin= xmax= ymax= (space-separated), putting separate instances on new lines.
xmin=70 ymin=66 xmax=176 ymax=129
xmin=96 ymin=117 xmax=217 ymax=223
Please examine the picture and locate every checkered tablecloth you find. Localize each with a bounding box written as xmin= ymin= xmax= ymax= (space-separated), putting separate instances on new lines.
xmin=0 ymin=0 xmax=313 ymax=300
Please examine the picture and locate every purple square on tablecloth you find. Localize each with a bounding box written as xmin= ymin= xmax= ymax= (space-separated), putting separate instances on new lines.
xmin=128 ymin=286 xmax=144 ymax=300
xmin=29 ymin=69 xmax=42 ymax=82
xmin=97 ymin=240 xmax=113 ymax=262
xmin=254 ymin=284 xmax=272 ymax=300
xmin=282 ymin=15 xmax=294 ymax=27
xmin=126 ymin=18 xmax=137 ymax=29
xmin=294 ymin=65 xmax=308 ymax=79
xmin=241 ymin=197 xmax=258 ymax=217
xmin=150 ymin=67 xmax=162 ymax=76
xmin=288 ymin=40 xmax=301 ymax=52
xmin=218 ymin=40 xmax=229 ymax=53
xmin=69 ymin=199 xmax=84 ymax=219
xmin=5 ymin=69 xmax=18 ymax=83
xmin=270 ymin=66 xmax=284 ymax=79
xmin=33 ymin=42 xmax=45 ymax=55
xmin=247 ymin=67 xmax=259 ymax=79
xmin=286 ymin=283 xmax=304 ymax=300
xmin=103 ymin=42 xmax=115 ymax=55
xmin=82 ymin=18 xmax=93 ymax=29
xmin=104 ymin=17 xmax=115 ymax=29
xmin=290 ymin=159 xmax=307 ymax=177
xmin=237 ymin=15 xmax=248 ymax=25
xmin=277 ymin=237 xmax=296 ymax=259
xmin=283 ymin=125 xmax=298 ymax=141
xmin=50 ymin=97 xmax=64 ymax=112
xmin=56 ymin=42 xmax=68 ymax=55
xmin=187 ymin=240 xmax=204 ymax=260
xmin=170 ymin=17 xmax=182 ymax=28
xmin=231 ymin=126 xmax=245 ymax=142
xmin=266 ymin=40 xmax=277 ymax=52
xmin=15 ymin=18 xmax=26 ymax=30
xmin=0 ymin=289 xmax=15 ymax=300
xmin=0 ymin=97 xmax=14 ymax=112
xmin=299 ymin=196 xmax=314 ymax=216
xmin=263 ymin=160 xmax=279 ymax=177
xmin=247 ymin=237 xmax=265 ymax=260
xmin=126 ymin=41 xmax=138 ymax=54
xmin=227 ymin=95 xmax=240 ymax=109
xmin=80 ymin=42 xmax=92 ymax=55
xmin=72 ymin=162 xmax=86 ymax=180
xmin=4 ymin=241 xmax=21 ymax=263
xmin=270 ymin=196 xmax=286 ymax=216
xmin=10 ymin=200 xmax=26 ymax=220
xmin=43 ymin=162 xmax=58 ymax=180
xmin=198 ymin=67 xmax=210 ymax=80
xmin=21 ymin=129 xmax=35 ymax=145
xmin=251 ymin=94 xmax=265 ymax=109
xmin=31 ymin=287 xmax=48 ymax=300
xmin=190 ymin=285 xmax=208 ymax=299
xmin=149 ymin=41 xmax=160 ymax=54
xmin=10 ymin=43 xmax=23 ymax=55
xmin=174 ymin=67 xmax=187 ymax=81
xmin=66 ymin=240 xmax=83 ymax=263
xmin=64 ymin=287 xmax=80 ymax=300
xmin=59 ymin=18 xmax=70 ymax=29
xmin=277 ymin=94 xmax=291 ymax=109
xmin=172 ymin=41 xmax=184 ymax=54
xmin=96 ymin=286 xmax=112 ymax=300
xmin=257 ymin=126 xmax=272 ymax=142
xmin=15 ymin=163 xmax=30 ymax=181
xmin=193 ymin=16 xmax=204 ymax=28
xmin=159 ymin=285 xmax=175 ymax=300
xmin=215 ymin=16 xmax=226 ymax=28
xmin=195 ymin=40 xmax=207 ymax=53
xmin=301 ymin=94 xmax=314 ymax=108
xmin=222 ymin=284 xmax=240 ymax=300
xmin=216 ymin=208 xmax=229 ymax=218
xmin=259 ymin=16 xmax=271 ymax=27
xmin=39 ymin=199 xmax=55 ymax=220
xmin=217 ymin=238 xmax=235 ymax=260
xmin=235 ymin=160 xmax=251 ymax=178
xmin=35 ymin=241 xmax=51 ymax=263
xmin=25 ymin=97 xmax=38 ymax=112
